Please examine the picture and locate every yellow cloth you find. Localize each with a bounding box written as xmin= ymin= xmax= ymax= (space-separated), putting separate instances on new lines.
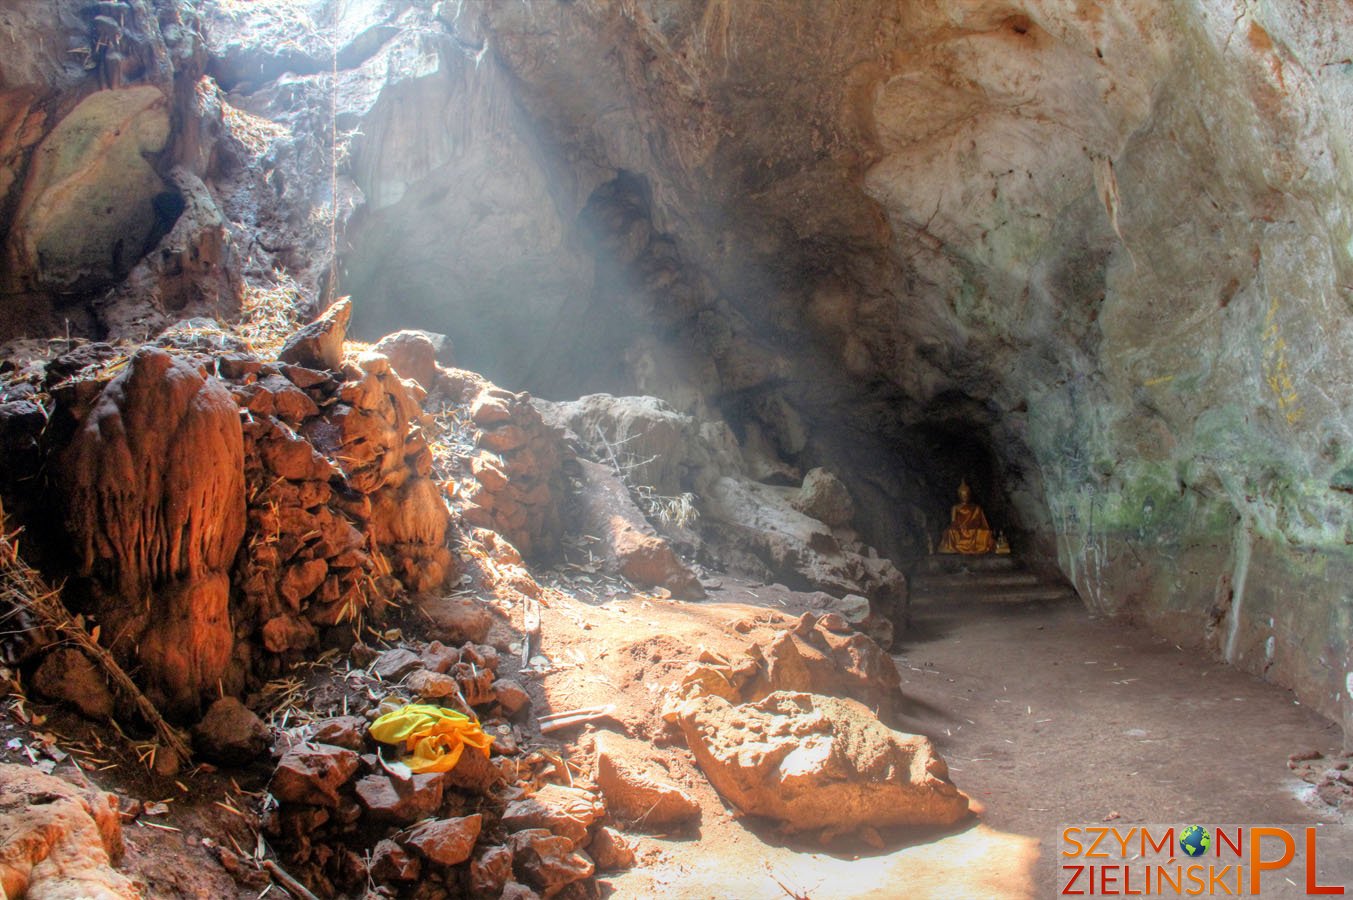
xmin=368 ymin=703 xmax=494 ymax=774
xmin=937 ymin=502 xmax=996 ymax=555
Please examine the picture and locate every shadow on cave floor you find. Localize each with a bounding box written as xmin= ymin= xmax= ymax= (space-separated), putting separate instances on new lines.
xmin=892 ymin=586 xmax=1346 ymax=892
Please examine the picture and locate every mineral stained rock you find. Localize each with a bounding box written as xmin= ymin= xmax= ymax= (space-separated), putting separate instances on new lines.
xmin=678 ymin=691 xmax=970 ymax=835
xmin=61 ymin=348 xmax=245 ymax=717
xmin=0 ymin=763 xmax=136 ymax=900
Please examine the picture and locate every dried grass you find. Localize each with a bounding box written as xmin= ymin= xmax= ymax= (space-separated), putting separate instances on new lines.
xmin=222 ymin=101 xmax=292 ymax=157
xmin=0 ymin=500 xmax=191 ymax=767
xmin=634 ymin=488 xmax=700 ymax=529
xmin=237 ymin=271 xmax=303 ymax=357
xmin=592 ymin=426 xmax=701 ymax=529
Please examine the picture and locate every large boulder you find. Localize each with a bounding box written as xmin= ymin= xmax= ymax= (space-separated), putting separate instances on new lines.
xmin=5 ymin=86 xmax=170 ymax=295
xmin=61 ymin=348 xmax=246 ymax=717
xmin=0 ymin=764 xmax=137 ymax=899
xmin=792 ymin=468 xmax=854 ymax=528
xmin=677 ymin=691 xmax=969 ymax=837
xmin=703 ymin=476 xmax=906 ymax=646
xmin=572 ymin=459 xmax=703 ymax=599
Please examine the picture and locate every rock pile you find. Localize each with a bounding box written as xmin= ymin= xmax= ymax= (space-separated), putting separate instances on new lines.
xmin=263 ymin=639 xmax=631 ymax=897
xmin=442 ymin=371 xmax=569 ymax=561
xmin=234 ymin=343 xmax=452 ymax=671
xmin=1289 ymin=750 xmax=1353 ymax=813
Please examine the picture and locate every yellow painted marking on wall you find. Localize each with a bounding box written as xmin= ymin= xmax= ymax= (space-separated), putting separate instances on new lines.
xmin=1143 ymin=374 xmax=1175 ymax=387
xmin=1260 ymin=295 xmax=1305 ymax=425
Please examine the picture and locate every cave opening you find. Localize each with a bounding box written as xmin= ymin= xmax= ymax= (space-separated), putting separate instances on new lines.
xmin=908 ymin=420 xmax=1018 ymax=555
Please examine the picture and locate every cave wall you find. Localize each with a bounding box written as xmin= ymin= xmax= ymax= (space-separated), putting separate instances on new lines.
xmin=0 ymin=0 xmax=234 ymax=339
xmin=463 ymin=0 xmax=1353 ymax=736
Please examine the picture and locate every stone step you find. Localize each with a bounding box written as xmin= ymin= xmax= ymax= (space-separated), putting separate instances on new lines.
xmin=912 ymin=554 xmax=1020 ymax=575
xmin=912 ymin=584 xmax=1079 ymax=605
xmin=910 ymin=572 xmax=1043 ymax=591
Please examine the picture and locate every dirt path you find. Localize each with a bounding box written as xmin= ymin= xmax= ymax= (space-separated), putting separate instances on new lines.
xmin=527 ymin=579 xmax=1345 ymax=899
xmin=4 ymin=571 xmax=1342 ymax=898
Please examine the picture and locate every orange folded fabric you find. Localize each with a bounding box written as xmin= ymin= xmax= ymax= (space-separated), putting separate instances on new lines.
xmin=368 ymin=703 xmax=494 ymax=773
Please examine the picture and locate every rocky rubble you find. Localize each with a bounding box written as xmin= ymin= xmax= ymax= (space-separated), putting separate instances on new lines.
xmin=444 ymin=371 xmax=570 ymax=561
xmin=258 ymin=633 xmax=629 ymax=898
xmin=545 ymin=393 xmax=907 ymax=643
xmin=669 ymin=612 xmax=907 ymax=725
xmin=704 ymin=476 xmax=907 ymax=648
xmin=1289 ymin=750 xmax=1353 ymax=813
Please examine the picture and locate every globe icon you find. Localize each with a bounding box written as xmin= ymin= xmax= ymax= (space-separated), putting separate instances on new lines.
xmin=1180 ymin=825 xmax=1211 ymax=858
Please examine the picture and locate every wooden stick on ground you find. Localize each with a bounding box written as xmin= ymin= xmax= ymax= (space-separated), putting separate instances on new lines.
xmin=261 ymin=859 xmax=322 ymax=900
xmin=521 ymin=597 xmax=540 ymax=668
xmin=0 ymin=505 xmax=192 ymax=766
xmin=538 ymin=705 xmax=615 ymax=734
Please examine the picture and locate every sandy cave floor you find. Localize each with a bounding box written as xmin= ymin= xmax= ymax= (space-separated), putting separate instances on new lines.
xmin=2 ymin=572 xmax=1347 ymax=899
xmin=522 ymin=579 xmax=1348 ymax=899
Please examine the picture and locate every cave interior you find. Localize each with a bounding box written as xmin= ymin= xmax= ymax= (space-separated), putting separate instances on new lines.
xmin=0 ymin=0 xmax=1351 ymax=896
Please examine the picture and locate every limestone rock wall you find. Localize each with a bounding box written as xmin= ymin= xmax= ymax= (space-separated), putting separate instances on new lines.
xmin=469 ymin=1 xmax=1353 ymax=736
xmin=0 ymin=0 xmax=233 ymax=339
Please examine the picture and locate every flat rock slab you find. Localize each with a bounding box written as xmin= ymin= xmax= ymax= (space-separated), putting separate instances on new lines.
xmin=501 ymin=784 xmax=604 ymax=848
xmin=678 ymin=691 xmax=969 ymax=837
xmin=594 ymin=731 xmax=700 ymax=830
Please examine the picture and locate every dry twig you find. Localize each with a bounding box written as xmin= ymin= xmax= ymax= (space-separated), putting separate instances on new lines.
xmin=262 ymin=859 xmax=322 ymax=900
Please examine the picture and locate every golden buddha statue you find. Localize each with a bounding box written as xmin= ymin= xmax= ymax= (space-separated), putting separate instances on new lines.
xmin=937 ymin=479 xmax=996 ymax=555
